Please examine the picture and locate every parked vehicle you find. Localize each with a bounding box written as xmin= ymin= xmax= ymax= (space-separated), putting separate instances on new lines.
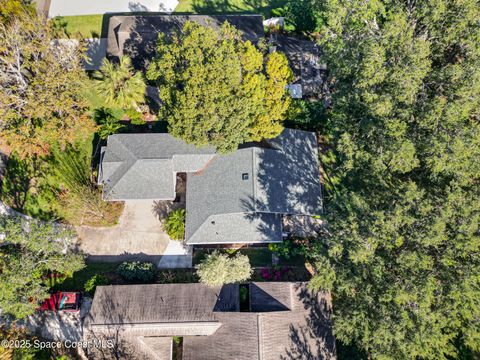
xmin=39 ymin=292 xmax=82 ymax=312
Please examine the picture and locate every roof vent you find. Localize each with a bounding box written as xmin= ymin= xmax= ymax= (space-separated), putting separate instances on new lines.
xmin=242 ymin=173 xmax=249 ymax=180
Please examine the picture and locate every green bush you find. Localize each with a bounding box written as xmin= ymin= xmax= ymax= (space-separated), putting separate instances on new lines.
xmin=163 ymin=209 xmax=186 ymax=241
xmin=117 ymin=261 xmax=157 ymax=282
xmin=84 ymin=274 xmax=109 ymax=295
xmin=93 ymin=107 xmax=125 ymax=140
xmin=268 ymin=239 xmax=303 ymax=260
xmin=270 ymin=7 xmax=287 ymax=17
xmin=125 ymin=108 xmax=145 ymax=125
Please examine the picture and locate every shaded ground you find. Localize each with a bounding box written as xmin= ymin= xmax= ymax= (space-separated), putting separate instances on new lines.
xmin=75 ymin=200 xmax=170 ymax=264
xmin=24 ymin=298 xmax=92 ymax=342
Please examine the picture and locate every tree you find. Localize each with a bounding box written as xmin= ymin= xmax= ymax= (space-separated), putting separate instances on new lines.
xmin=162 ymin=208 xmax=185 ymax=241
xmin=92 ymin=56 xmax=146 ymax=111
xmin=147 ymin=21 xmax=293 ymax=153
xmin=0 ymin=0 xmax=33 ymax=24
xmin=307 ymin=1 xmax=480 ymax=359
xmin=0 ymin=215 xmax=85 ymax=319
xmin=285 ymin=0 xmax=321 ymax=33
xmin=196 ymin=251 xmax=252 ymax=287
xmin=0 ymin=11 xmax=95 ymax=158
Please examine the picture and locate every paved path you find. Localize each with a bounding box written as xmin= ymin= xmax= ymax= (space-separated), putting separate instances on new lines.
xmin=158 ymin=241 xmax=192 ymax=268
xmin=48 ymin=0 xmax=179 ymax=17
xmin=75 ymin=201 xmax=170 ymax=264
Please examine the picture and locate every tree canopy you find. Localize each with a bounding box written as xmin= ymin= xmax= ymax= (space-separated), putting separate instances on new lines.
xmin=92 ymin=56 xmax=146 ymax=111
xmin=147 ymin=21 xmax=293 ymax=153
xmin=0 ymin=215 xmax=84 ymax=319
xmin=195 ymin=251 xmax=252 ymax=286
xmin=0 ymin=11 xmax=95 ymax=158
xmin=306 ymin=0 xmax=480 ymax=358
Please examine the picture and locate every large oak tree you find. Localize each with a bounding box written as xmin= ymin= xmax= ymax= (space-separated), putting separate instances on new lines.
xmin=0 ymin=10 xmax=95 ymax=158
xmin=307 ymin=0 xmax=480 ymax=358
xmin=0 ymin=215 xmax=84 ymax=319
xmin=147 ymin=21 xmax=293 ymax=152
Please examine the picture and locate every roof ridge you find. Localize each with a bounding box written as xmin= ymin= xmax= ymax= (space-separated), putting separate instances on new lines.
xmin=108 ymin=135 xmax=138 ymax=161
xmin=102 ymin=160 xmax=135 ymax=199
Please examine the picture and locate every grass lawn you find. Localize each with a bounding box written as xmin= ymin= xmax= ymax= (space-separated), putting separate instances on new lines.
xmin=52 ymin=262 xmax=120 ymax=292
xmin=174 ymin=0 xmax=287 ymax=17
xmin=51 ymin=15 xmax=104 ymax=39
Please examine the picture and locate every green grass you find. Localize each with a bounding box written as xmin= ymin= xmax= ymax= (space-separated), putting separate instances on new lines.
xmin=174 ymin=0 xmax=287 ymax=17
xmin=51 ymin=15 xmax=104 ymax=39
xmin=52 ymin=262 xmax=120 ymax=292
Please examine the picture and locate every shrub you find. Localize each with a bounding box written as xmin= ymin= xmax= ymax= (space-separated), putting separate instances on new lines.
xmin=51 ymin=141 xmax=124 ymax=226
xmin=117 ymin=261 xmax=157 ymax=282
xmin=125 ymin=108 xmax=145 ymax=125
xmin=84 ymin=274 xmax=109 ymax=295
xmin=163 ymin=209 xmax=186 ymax=241
xmin=93 ymin=107 xmax=125 ymax=140
xmin=270 ymin=7 xmax=287 ymax=17
xmin=195 ymin=251 xmax=252 ymax=287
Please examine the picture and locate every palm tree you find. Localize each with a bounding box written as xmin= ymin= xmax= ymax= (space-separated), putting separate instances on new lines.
xmin=93 ymin=56 xmax=146 ymax=110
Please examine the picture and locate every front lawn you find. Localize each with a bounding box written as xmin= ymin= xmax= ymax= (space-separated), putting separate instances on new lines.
xmin=174 ymin=0 xmax=287 ymax=17
xmin=51 ymin=15 xmax=104 ymax=39
xmin=52 ymin=262 xmax=120 ymax=292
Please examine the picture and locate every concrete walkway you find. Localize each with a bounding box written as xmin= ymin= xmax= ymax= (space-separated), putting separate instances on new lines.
xmin=75 ymin=201 xmax=170 ymax=264
xmin=48 ymin=0 xmax=179 ymax=17
xmin=158 ymin=241 xmax=192 ymax=268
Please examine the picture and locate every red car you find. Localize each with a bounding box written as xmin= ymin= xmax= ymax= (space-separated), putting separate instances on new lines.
xmin=39 ymin=292 xmax=82 ymax=312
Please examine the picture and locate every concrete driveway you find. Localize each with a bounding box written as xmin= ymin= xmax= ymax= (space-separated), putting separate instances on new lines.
xmin=75 ymin=201 xmax=170 ymax=264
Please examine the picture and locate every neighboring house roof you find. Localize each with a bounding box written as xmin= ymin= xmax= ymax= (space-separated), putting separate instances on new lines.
xmin=107 ymin=14 xmax=265 ymax=70
xmin=84 ymin=282 xmax=336 ymax=360
xmin=99 ymin=129 xmax=322 ymax=244
xmin=99 ymin=134 xmax=215 ymax=200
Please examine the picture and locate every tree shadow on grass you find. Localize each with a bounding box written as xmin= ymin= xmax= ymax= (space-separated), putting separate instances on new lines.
xmin=0 ymin=154 xmax=57 ymax=220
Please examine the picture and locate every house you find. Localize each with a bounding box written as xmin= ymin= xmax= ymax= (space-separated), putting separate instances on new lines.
xmin=98 ymin=128 xmax=323 ymax=245
xmin=106 ymin=14 xmax=265 ymax=70
xmin=83 ymin=282 xmax=336 ymax=359
xmin=105 ymin=13 xmax=327 ymax=100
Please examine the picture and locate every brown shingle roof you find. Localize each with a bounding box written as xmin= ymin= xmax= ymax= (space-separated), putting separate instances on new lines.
xmin=85 ymin=283 xmax=239 ymax=326
xmin=85 ymin=282 xmax=335 ymax=360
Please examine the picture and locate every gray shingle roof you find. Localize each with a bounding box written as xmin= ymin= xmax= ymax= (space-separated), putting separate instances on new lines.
xmin=99 ymin=129 xmax=322 ymax=244
xmin=99 ymin=133 xmax=215 ymax=200
xmin=85 ymin=282 xmax=336 ymax=360
xmin=107 ymin=14 xmax=265 ymax=70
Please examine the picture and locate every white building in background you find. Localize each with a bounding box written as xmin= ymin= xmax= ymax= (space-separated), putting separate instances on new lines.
xmin=47 ymin=0 xmax=179 ymax=17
